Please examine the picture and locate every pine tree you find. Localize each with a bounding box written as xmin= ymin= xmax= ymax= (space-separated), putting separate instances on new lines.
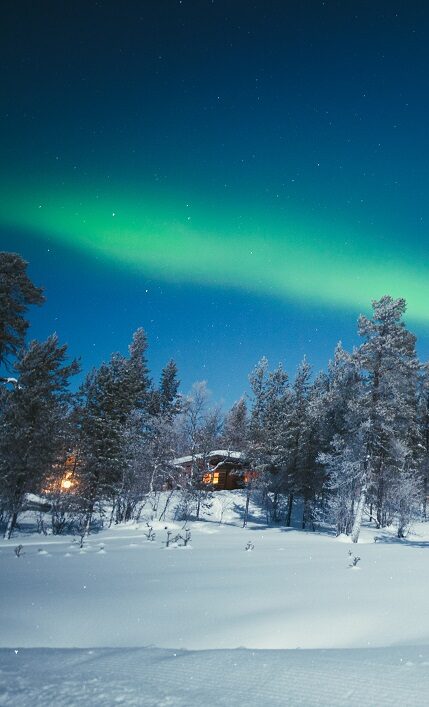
xmin=222 ymin=398 xmax=248 ymax=451
xmin=322 ymin=297 xmax=420 ymax=542
xmin=318 ymin=343 xmax=361 ymax=535
xmin=0 ymin=252 xmax=44 ymax=367
xmin=354 ymin=297 xmax=419 ymax=534
xmin=76 ymin=328 xmax=153 ymax=531
xmin=248 ymin=358 xmax=291 ymax=523
xmin=126 ymin=327 xmax=152 ymax=411
xmin=285 ymin=357 xmax=313 ymax=528
xmin=158 ymin=360 xmax=181 ymax=420
xmin=0 ymin=335 xmax=79 ymax=538
xmin=76 ymin=357 xmax=128 ymax=529
xmin=417 ymin=363 xmax=429 ymax=519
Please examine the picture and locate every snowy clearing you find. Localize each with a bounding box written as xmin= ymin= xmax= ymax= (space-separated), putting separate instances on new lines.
xmin=2 ymin=492 xmax=429 ymax=705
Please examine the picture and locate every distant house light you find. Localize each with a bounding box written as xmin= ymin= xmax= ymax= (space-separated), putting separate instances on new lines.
xmin=60 ymin=476 xmax=73 ymax=491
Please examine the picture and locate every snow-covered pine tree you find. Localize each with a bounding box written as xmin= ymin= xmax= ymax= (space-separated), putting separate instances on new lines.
xmin=355 ymin=297 xmax=419 ymax=533
xmin=329 ymin=297 xmax=421 ymax=543
xmin=416 ymin=363 xmax=429 ymax=519
xmin=220 ymin=397 xmax=250 ymax=497
xmin=325 ymin=342 xmax=359 ymax=441
xmin=76 ymin=328 xmax=153 ymax=531
xmin=125 ymin=327 xmax=153 ymax=411
xmin=246 ymin=358 xmax=269 ymax=527
xmin=300 ymin=369 xmax=331 ymax=528
xmin=124 ymin=358 xmax=182 ymax=506
xmin=248 ymin=358 xmax=291 ymax=524
xmin=0 ymin=335 xmax=79 ymax=538
xmin=284 ymin=357 xmax=313 ymax=528
xmin=157 ymin=359 xmax=182 ymax=420
xmin=222 ymin=397 xmax=248 ymax=452
xmin=319 ymin=343 xmax=361 ymax=535
xmin=0 ymin=252 xmax=44 ymax=367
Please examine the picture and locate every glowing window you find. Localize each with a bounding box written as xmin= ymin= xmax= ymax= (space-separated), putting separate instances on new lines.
xmin=212 ymin=472 xmax=220 ymax=484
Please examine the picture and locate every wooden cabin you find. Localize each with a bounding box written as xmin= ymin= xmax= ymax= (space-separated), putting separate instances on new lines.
xmin=173 ymin=449 xmax=250 ymax=490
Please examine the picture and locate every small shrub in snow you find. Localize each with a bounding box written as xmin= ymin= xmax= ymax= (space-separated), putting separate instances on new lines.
xmin=164 ymin=529 xmax=176 ymax=548
xmin=348 ymin=551 xmax=361 ymax=568
xmin=144 ymin=523 xmax=156 ymax=541
xmin=36 ymin=513 xmax=48 ymax=536
xmin=245 ymin=541 xmax=254 ymax=551
xmin=163 ymin=526 xmax=191 ymax=548
xmin=181 ymin=527 xmax=191 ymax=547
xmin=14 ymin=544 xmax=23 ymax=558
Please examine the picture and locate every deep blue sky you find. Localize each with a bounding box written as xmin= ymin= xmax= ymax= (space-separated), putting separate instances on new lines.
xmin=1 ymin=1 xmax=429 ymax=405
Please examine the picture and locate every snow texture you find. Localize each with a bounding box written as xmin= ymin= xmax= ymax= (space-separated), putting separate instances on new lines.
xmin=2 ymin=645 xmax=429 ymax=706
xmin=1 ymin=492 xmax=429 ymax=705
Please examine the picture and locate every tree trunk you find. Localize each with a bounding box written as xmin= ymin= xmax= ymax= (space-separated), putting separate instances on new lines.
xmin=4 ymin=511 xmax=18 ymax=540
xmin=286 ymin=492 xmax=294 ymax=527
xmin=423 ymin=470 xmax=428 ymax=520
xmin=272 ymin=492 xmax=279 ymax=523
xmin=351 ymin=483 xmax=367 ymax=543
xmin=302 ymin=497 xmax=309 ymax=529
xmin=243 ymin=487 xmax=251 ymax=528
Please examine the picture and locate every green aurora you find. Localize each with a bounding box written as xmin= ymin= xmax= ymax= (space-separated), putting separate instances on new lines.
xmin=1 ymin=181 xmax=428 ymax=321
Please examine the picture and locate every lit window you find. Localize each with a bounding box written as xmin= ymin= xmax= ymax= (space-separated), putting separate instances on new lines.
xmin=212 ymin=472 xmax=220 ymax=485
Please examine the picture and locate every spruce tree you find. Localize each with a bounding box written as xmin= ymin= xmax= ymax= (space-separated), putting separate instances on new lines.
xmin=222 ymin=398 xmax=248 ymax=451
xmin=321 ymin=297 xmax=420 ymax=542
xmin=354 ymin=297 xmax=419 ymax=535
xmin=77 ymin=328 xmax=153 ymax=531
xmin=0 ymin=252 xmax=44 ymax=367
xmin=284 ymin=357 xmax=313 ymax=527
xmin=158 ymin=360 xmax=181 ymax=419
xmin=417 ymin=363 xmax=429 ymax=519
xmin=319 ymin=343 xmax=361 ymax=535
xmin=0 ymin=335 xmax=79 ymax=538
xmin=248 ymin=358 xmax=291 ymax=523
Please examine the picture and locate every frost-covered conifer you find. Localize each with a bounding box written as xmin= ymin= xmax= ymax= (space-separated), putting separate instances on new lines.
xmin=248 ymin=359 xmax=291 ymax=523
xmin=157 ymin=360 xmax=182 ymax=420
xmin=222 ymin=397 xmax=248 ymax=451
xmin=322 ymin=297 xmax=420 ymax=542
xmin=76 ymin=328 xmax=154 ymax=531
xmin=0 ymin=335 xmax=79 ymax=538
xmin=0 ymin=252 xmax=44 ymax=367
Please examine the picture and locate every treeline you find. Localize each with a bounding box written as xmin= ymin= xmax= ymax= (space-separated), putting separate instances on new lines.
xmin=1 ymin=251 xmax=428 ymax=543
xmin=244 ymin=296 xmax=427 ymax=541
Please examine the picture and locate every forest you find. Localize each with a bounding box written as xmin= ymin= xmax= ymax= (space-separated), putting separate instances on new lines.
xmin=1 ymin=251 xmax=428 ymax=544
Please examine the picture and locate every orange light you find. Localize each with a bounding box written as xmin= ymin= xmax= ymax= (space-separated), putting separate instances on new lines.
xmin=202 ymin=471 xmax=220 ymax=485
xmin=60 ymin=470 xmax=75 ymax=491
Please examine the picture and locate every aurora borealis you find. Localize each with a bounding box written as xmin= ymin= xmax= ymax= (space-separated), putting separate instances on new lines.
xmin=2 ymin=180 xmax=429 ymax=319
xmin=2 ymin=1 xmax=429 ymax=401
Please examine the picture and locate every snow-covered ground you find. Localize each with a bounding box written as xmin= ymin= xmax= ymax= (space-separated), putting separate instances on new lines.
xmin=2 ymin=491 xmax=429 ymax=705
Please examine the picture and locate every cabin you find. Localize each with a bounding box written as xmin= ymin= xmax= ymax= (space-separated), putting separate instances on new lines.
xmin=173 ymin=449 xmax=252 ymax=490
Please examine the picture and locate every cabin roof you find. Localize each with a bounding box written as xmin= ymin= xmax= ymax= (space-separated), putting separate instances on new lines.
xmin=173 ymin=449 xmax=244 ymax=466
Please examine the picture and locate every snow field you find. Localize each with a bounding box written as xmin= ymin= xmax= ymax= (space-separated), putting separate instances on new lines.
xmin=2 ymin=492 xmax=429 ymax=705
xmin=2 ymin=646 xmax=429 ymax=706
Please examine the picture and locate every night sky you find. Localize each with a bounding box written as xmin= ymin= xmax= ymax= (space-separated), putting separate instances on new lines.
xmin=1 ymin=1 xmax=429 ymax=404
